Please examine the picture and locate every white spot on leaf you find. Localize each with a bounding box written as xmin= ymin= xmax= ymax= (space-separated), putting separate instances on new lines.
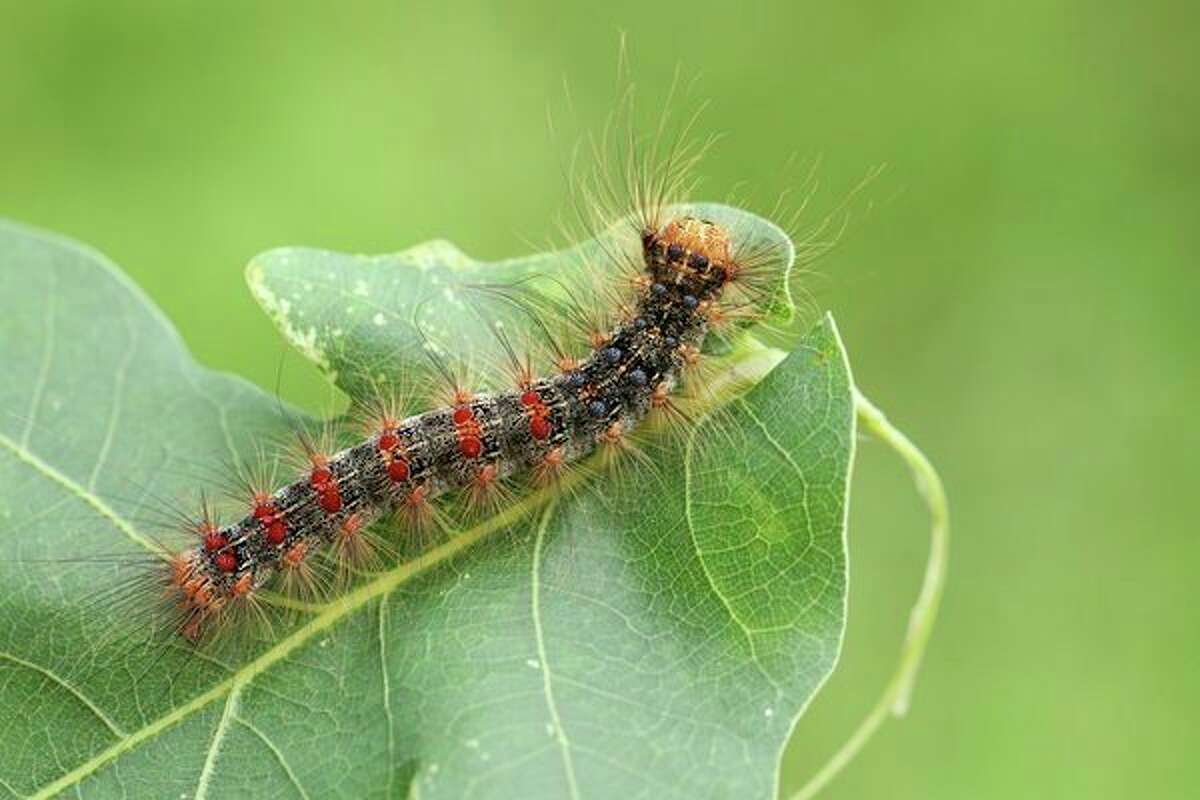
xmin=246 ymin=263 xmax=331 ymax=373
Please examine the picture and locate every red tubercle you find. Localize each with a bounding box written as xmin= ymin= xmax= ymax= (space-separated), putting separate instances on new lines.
xmin=309 ymin=459 xmax=342 ymax=513
xmin=265 ymin=519 xmax=287 ymax=545
xmin=378 ymin=430 xmax=400 ymax=452
xmin=459 ymin=436 xmax=482 ymax=459
xmin=214 ymin=551 xmax=238 ymax=573
xmin=251 ymin=500 xmax=287 ymax=545
xmin=521 ymin=388 xmax=553 ymax=442
xmin=387 ymin=458 xmax=411 ymax=482
xmin=319 ymin=487 xmax=343 ymax=513
xmin=530 ymin=415 xmax=552 ymax=440
xmin=379 ymin=426 xmax=412 ymax=482
xmin=203 ymin=531 xmax=228 ymax=553
xmin=310 ymin=466 xmax=332 ymax=489
xmin=452 ymin=405 xmax=484 ymax=458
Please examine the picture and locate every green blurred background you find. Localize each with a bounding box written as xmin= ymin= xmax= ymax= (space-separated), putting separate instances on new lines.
xmin=2 ymin=1 xmax=1195 ymax=798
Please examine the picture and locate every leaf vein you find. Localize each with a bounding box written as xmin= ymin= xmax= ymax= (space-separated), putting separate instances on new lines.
xmin=87 ymin=317 xmax=137 ymax=492
xmin=683 ymin=422 xmax=784 ymax=695
xmin=235 ymin=715 xmax=311 ymax=800
xmin=0 ymin=431 xmax=160 ymax=556
xmin=194 ymin=683 xmax=240 ymax=800
xmin=0 ymin=650 xmax=126 ymax=739
xmin=21 ymin=267 xmax=56 ymax=450
xmin=379 ymin=595 xmax=397 ymax=799
xmin=530 ymin=501 xmax=581 ymax=800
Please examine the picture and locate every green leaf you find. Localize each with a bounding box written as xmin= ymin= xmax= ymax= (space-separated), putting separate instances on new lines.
xmin=0 ymin=217 xmax=854 ymax=799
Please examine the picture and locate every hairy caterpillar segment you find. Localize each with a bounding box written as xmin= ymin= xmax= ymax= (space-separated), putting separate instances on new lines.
xmin=170 ymin=216 xmax=739 ymax=640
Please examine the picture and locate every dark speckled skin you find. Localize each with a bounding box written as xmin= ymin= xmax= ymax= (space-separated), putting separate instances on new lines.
xmin=190 ymin=217 xmax=735 ymax=602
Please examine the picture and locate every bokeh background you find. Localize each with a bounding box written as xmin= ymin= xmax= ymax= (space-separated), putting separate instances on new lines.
xmin=2 ymin=2 xmax=1196 ymax=798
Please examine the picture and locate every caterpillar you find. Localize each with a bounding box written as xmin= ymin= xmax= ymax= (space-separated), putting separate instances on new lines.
xmin=165 ymin=209 xmax=789 ymax=642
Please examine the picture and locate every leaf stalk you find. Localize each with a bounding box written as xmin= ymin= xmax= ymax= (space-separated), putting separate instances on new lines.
xmin=791 ymin=388 xmax=949 ymax=800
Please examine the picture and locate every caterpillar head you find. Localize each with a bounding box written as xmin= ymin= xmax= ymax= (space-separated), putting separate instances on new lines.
xmin=641 ymin=216 xmax=734 ymax=299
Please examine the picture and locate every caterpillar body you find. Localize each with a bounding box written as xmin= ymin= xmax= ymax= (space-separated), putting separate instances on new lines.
xmin=168 ymin=213 xmax=771 ymax=641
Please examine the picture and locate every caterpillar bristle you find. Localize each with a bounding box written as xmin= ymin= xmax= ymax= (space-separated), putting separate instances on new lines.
xmin=277 ymin=539 xmax=326 ymax=604
xmin=531 ymin=445 xmax=570 ymax=488
xmin=223 ymin=442 xmax=282 ymax=511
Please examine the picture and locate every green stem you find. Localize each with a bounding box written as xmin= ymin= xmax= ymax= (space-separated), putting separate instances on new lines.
xmin=791 ymin=388 xmax=950 ymax=800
